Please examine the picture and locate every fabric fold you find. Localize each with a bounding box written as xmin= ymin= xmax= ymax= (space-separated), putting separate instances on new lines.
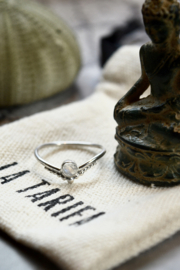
xmin=0 ymin=46 xmax=179 ymax=270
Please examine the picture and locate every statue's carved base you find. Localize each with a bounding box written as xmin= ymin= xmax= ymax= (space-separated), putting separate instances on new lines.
xmin=115 ymin=127 xmax=180 ymax=187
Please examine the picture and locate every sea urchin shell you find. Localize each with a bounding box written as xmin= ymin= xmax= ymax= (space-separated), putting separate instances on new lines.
xmin=0 ymin=0 xmax=81 ymax=106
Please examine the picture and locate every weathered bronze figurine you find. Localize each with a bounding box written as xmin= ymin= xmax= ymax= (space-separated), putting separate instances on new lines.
xmin=114 ymin=0 xmax=180 ymax=186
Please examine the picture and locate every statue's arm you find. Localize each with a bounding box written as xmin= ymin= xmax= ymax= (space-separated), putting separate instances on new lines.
xmin=114 ymin=46 xmax=150 ymax=115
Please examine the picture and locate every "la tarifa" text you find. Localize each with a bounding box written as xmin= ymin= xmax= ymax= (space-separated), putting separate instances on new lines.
xmin=0 ymin=162 xmax=105 ymax=226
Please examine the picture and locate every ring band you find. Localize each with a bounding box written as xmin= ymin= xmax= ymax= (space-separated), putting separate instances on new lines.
xmin=34 ymin=141 xmax=106 ymax=182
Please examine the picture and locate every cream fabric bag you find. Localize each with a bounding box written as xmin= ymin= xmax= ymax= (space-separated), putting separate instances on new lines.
xmin=1 ymin=46 xmax=180 ymax=270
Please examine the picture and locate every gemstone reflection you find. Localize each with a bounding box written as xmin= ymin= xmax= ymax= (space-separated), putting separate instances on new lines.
xmin=62 ymin=160 xmax=78 ymax=178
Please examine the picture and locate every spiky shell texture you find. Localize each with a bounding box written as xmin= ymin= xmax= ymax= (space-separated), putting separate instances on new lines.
xmin=0 ymin=0 xmax=81 ymax=106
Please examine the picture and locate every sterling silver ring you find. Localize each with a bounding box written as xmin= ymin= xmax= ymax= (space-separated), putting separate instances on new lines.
xmin=34 ymin=141 xmax=106 ymax=183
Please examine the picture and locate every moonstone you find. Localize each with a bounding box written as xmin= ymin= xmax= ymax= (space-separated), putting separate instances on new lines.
xmin=62 ymin=161 xmax=78 ymax=178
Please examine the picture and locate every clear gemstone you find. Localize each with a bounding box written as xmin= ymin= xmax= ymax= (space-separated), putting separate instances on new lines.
xmin=61 ymin=160 xmax=78 ymax=178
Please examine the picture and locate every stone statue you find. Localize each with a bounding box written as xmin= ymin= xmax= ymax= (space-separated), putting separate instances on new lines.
xmin=114 ymin=0 xmax=180 ymax=186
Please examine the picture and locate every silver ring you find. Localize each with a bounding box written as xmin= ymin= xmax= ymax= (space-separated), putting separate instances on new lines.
xmin=34 ymin=141 xmax=106 ymax=182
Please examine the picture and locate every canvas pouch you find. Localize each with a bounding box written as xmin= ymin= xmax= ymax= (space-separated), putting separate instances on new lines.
xmin=1 ymin=46 xmax=180 ymax=270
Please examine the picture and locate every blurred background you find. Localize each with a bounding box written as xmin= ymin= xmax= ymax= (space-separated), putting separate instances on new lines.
xmin=38 ymin=0 xmax=147 ymax=96
xmin=0 ymin=0 xmax=149 ymax=125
